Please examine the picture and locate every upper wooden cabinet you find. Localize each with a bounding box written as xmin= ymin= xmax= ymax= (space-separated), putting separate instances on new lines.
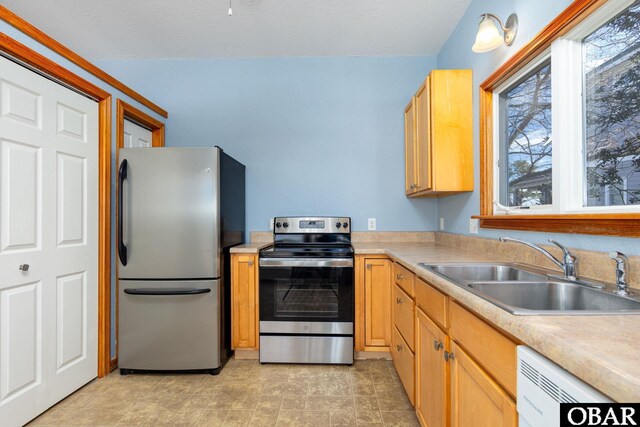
xmin=405 ymin=69 xmax=473 ymax=197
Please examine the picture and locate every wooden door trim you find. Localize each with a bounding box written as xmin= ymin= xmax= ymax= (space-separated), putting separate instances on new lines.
xmin=116 ymin=99 xmax=165 ymax=149
xmin=0 ymin=33 xmax=112 ymax=377
xmin=0 ymin=5 xmax=168 ymax=118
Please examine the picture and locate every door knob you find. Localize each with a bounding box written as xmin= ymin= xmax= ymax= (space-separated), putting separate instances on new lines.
xmin=19 ymin=264 xmax=30 ymax=271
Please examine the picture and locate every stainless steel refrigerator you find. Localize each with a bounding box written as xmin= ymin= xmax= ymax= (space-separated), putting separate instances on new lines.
xmin=117 ymin=147 xmax=245 ymax=374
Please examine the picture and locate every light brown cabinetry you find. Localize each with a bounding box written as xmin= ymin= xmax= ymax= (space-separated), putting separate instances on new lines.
xmin=231 ymin=253 xmax=258 ymax=350
xmin=342 ymin=254 xmax=519 ymax=426
xmin=392 ymin=327 xmax=415 ymax=405
xmin=416 ymin=307 xmax=449 ymax=427
xmin=405 ymin=69 xmax=473 ymax=197
xmin=355 ymin=255 xmax=392 ymax=351
xmin=411 ymin=277 xmax=517 ymax=427
xmin=450 ymin=342 xmax=517 ymax=427
xmin=391 ymin=262 xmax=417 ymax=404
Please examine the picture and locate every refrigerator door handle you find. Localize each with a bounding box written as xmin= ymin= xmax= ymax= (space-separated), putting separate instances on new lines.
xmin=123 ymin=288 xmax=212 ymax=296
xmin=118 ymin=159 xmax=128 ymax=266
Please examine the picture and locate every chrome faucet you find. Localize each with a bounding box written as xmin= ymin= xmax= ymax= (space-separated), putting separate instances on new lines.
xmin=609 ymin=251 xmax=632 ymax=296
xmin=499 ymin=237 xmax=579 ymax=281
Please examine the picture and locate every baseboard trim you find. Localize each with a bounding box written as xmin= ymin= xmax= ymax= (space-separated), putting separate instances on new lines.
xmin=355 ymin=350 xmax=391 ymax=360
xmin=234 ymin=349 xmax=259 ymax=360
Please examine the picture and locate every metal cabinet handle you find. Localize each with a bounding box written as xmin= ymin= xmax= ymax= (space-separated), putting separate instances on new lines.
xmin=409 ymin=184 xmax=415 ymax=190
xmin=396 ymin=298 xmax=403 ymax=304
xmin=433 ymin=340 xmax=443 ymax=351
xmin=396 ymin=344 xmax=403 ymax=352
xmin=19 ymin=264 xmax=30 ymax=271
xmin=396 ymin=274 xmax=403 ymax=280
xmin=444 ymin=351 xmax=454 ymax=362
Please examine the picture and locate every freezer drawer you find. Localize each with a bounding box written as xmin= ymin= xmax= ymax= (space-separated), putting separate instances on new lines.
xmin=119 ymin=279 xmax=220 ymax=371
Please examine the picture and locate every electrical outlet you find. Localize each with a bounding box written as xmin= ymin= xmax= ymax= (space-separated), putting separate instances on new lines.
xmin=368 ymin=218 xmax=376 ymax=231
xmin=439 ymin=217 xmax=445 ymax=230
xmin=269 ymin=218 xmax=274 ymax=230
xmin=469 ymin=218 xmax=479 ymax=234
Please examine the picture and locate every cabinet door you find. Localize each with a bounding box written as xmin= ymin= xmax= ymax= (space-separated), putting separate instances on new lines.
xmin=416 ymin=308 xmax=448 ymax=427
xmin=231 ymin=254 xmax=258 ymax=349
xmin=415 ymin=78 xmax=432 ymax=191
xmin=364 ymin=258 xmax=392 ymax=347
xmin=450 ymin=342 xmax=517 ymax=427
xmin=404 ymin=98 xmax=417 ymax=194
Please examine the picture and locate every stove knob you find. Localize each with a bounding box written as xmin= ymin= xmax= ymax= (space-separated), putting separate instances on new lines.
xmin=283 ymin=222 xmax=289 ymax=228
xmin=275 ymin=222 xmax=281 ymax=228
xmin=343 ymin=222 xmax=348 ymax=229
xmin=336 ymin=222 xmax=341 ymax=228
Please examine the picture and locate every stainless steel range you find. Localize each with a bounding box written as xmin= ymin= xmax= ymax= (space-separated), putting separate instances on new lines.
xmin=259 ymin=217 xmax=354 ymax=364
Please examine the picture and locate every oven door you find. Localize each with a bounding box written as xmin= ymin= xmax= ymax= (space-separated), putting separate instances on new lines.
xmin=259 ymin=258 xmax=354 ymax=324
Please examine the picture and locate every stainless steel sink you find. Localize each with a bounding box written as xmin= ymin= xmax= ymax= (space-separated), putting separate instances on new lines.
xmin=426 ymin=264 xmax=547 ymax=283
xmin=466 ymin=281 xmax=640 ymax=314
xmin=419 ymin=262 xmax=640 ymax=315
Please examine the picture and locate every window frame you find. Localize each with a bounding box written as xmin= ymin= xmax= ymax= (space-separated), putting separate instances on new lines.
xmin=477 ymin=0 xmax=640 ymax=237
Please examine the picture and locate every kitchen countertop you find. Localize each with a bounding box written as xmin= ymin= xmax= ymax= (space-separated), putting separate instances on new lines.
xmin=230 ymin=242 xmax=272 ymax=253
xmin=353 ymin=242 xmax=640 ymax=403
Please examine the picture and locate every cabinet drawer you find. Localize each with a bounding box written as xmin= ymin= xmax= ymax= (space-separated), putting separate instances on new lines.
xmin=415 ymin=277 xmax=448 ymax=329
xmin=392 ymin=327 xmax=415 ymax=405
xmin=393 ymin=284 xmax=415 ymax=351
xmin=449 ymin=301 xmax=517 ymax=397
xmin=393 ymin=263 xmax=415 ymax=296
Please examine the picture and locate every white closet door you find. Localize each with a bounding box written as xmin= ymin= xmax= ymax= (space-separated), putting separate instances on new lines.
xmin=124 ymin=119 xmax=152 ymax=148
xmin=0 ymin=55 xmax=98 ymax=427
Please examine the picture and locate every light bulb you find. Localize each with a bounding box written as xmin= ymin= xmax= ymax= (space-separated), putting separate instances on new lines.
xmin=228 ymin=7 xmax=233 ymax=15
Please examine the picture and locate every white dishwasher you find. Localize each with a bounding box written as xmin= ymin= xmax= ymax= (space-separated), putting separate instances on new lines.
xmin=517 ymin=346 xmax=612 ymax=427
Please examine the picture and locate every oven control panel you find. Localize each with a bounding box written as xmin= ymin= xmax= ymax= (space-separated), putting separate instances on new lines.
xmin=273 ymin=217 xmax=351 ymax=234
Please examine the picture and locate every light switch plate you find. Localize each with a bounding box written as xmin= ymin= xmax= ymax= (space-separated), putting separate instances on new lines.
xmin=470 ymin=218 xmax=479 ymax=234
xmin=269 ymin=218 xmax=274 ymax=230
xmin=439 ymin=217 xmax=445 ymax=230
xmin=368 ymin=218 xmax=376 ymax=231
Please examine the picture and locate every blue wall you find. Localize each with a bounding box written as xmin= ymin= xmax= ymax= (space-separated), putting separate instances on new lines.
xmin=436 ymin=0 xmax=640 ymax=255
xmin=97 ymin=57 xmax=439 ymax=232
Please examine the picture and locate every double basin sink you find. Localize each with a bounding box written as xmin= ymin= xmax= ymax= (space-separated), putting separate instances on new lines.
xmin=418 ymin=263 xmax=640 ymax=315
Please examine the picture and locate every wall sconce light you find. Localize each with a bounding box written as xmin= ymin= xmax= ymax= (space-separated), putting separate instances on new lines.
xmin=472 ymin=13 xmax=518 ymax=53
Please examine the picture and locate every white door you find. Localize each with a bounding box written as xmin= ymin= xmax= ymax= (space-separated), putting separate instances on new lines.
xmin=0 ymin=55 xmax=98 ymax=426
xmin=124 ymin=119 xmax=152 ymax=148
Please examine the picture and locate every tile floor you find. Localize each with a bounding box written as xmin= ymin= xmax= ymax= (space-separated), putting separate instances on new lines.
xmin=29 ymin=358 xmax=420 ymax=426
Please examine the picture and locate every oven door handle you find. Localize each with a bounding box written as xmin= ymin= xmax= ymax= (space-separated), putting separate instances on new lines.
xmin=259 ymin=258 xmax=353 ymax=268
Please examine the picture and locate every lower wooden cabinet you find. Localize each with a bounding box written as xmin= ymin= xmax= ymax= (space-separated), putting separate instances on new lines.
xmin=354 ymin=257 xmax=519 ymax=427
xmin=415 ymin=307 xmax=449 ymax=427
xmin=392 ymin=327 xmax=415 ymax=405
xmin=450 ymin=342 xmax=517 ymax=427
xmin=356 ymin=256 xmax=392 ymax=350
xmin=231 ymin=253 xmax=258 ymax=350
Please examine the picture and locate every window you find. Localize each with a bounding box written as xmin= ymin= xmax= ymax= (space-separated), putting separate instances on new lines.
xmin=583 ymin=3 xmax=640 ymax=207
xmin=479 ymin=0 xmax=640 ymax=236
xmin=499 ymin=61 xmax=552 ymax=208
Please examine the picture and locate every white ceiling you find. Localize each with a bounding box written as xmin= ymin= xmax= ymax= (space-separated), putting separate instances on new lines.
xmin=2 ymin=0 xmax=471 ymax=60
